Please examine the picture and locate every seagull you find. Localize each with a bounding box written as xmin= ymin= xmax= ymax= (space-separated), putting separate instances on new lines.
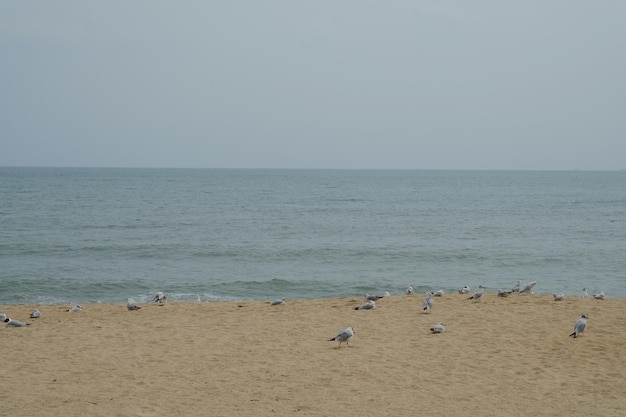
xmin=512 ymin=280 xmax=522 ymax=293
xmin=430 ymin=322 xmax=445 ymax=333
xmin=406 ymin=285 xmax=414 ymax=295
xmin=432 ymin=289 xmax=444 ymax=297
xmin=365 ymin=294 xmax=384 ymax=301
xmin=355 ymin=300 xmax=376 ymax=310
xmin=5 ymin=318 xmax=30 ymax=327
xmin=569 ymin=314 xmax=588 ymax=338
xmin=582 ymin=288 xmax=589 ymax=298
xmin=497 ymin=289 xmax=511 ymax=297
xmin=328 ymin=326 xmax=354 ymax=348
xmin=30 ymin=309 xmax=41 ymax=318
xmin=468 ymin=285 xmax=485 ymax=301
xmin=67 ymin=305 xmax=82 ymax=313
xmin=0 ymin=312 xmax=6 ymax=321
xmin=196 ymin=294 xmax=202 ymax=302
xmin=127 ymin=298 xmax=141 ymax=311
xmin=553 ymin=292 xmax=565 ymax=301
xmin=458 ymin=285 xmax=471 ymax=294
xmin=593 ymin=291 xmax=605 ymax=300
xmin=152 ymin=291 xmax=167 ymax=303
xmin=518 ymin=281 xmax=537 ymax=295
xmin=422 ymin=292 xmax=433 ymax=313
xmin=269 ymin=298 xmax=287 ymax=306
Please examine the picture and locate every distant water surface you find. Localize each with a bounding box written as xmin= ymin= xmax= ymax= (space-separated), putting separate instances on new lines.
xmin=1 ymin=168 xmax=624 ymax=304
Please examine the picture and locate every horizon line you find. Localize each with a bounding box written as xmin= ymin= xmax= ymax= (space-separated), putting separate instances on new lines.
xmin=1 ymin=165 xmax=624 ymax=172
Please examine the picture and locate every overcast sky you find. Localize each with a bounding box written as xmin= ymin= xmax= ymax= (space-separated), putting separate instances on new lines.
xmin=1 ymin=1 xmax=624 ymax=170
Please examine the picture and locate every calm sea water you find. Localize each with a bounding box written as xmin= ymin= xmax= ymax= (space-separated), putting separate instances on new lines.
xmin=1 ymin=167 xmax=625 ymax=304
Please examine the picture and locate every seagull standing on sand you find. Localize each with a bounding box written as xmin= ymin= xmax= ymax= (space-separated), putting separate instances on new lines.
xmin=269 ymin=298 xmax=287 ymax=306
xmin=458 ymin=285 xmax=471 ymax=294
xmin=355 ymin=300 xmax=376 ymax=310
xmin=67 ymin=305 xmax=82 ymax=313
xmin=422 ymin=292 xmax=433 ymax=313
xmin=328 ymin=327 xmax=354 ymax=348
xmin=553 ymin=292 xmax=565 ymax=301
xmin=30 ymin=309 xmax=41 ymax=318
xmin=593 ymin=291 xmax=605 ymax=300
xmin=430 ymin=322 xmax=445 ymax=334
xmin=468 ymin=285 xmax=485 ymax=301
xmin=512 ymin=280 xmax=521 ymax=293
xmin=406 ymin=285 xmax=414 ymax=295
xmin=569 ymin=314 xmax=588 ymax=338
xmin=432 ymin=289 xmax=444 ymax=297
xmin=152 ymin=291 xmax=167 ymax=303
xmin=518 ymin=281 xmax=537 ymax=295
xmin=582 ymin=288 xmax=589 ymax=298
xmin=5 ymin=318 xmax=30 ymax=327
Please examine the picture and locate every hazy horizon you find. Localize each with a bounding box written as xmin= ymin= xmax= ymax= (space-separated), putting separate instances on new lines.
xmin=2 ymin=1 xmax=624 ymax=170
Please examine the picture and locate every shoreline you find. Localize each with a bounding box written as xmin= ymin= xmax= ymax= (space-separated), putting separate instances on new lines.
xmin=0 ymin=288 xmax=620 ymax=308
xmin=2 ymin=294 xmax=625 ymax=417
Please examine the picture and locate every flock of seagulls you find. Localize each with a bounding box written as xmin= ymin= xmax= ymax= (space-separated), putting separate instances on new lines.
xmin=344 ymin=280 xmax=605 ymax=345
xmin=2 ymin=291 xmax=167 ymax=328
xmin=1 ymin=285 xmax=606 ymax=348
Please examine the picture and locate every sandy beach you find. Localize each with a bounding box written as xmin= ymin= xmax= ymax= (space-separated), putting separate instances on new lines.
xmin=1 ymin=293 xmax=625 ymax=417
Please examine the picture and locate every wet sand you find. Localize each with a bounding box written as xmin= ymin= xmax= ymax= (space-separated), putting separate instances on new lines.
xmin=1 ymin=293 xmax=625 ymax=417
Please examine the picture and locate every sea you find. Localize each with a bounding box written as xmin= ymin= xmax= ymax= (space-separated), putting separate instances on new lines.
xmin=1 ymin=167 xmax=625 ymax=305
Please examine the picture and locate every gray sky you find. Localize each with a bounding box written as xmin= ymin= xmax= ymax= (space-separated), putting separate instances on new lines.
xmin=1 ymin=1 xmax=624 ymax=170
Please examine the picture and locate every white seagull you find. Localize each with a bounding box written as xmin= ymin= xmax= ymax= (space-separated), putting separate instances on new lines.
xmin=593 ymin=291 xmax=605 ymax=300
xmin=553 ymin=292 xmax=565 ymax=301
xmin=432 ymin=289 xmax=444 ymax=297
xmin=5 ymin=318 xmax=30 ymax=327
xmin=269 ymin=298 xmax=287 ymax=306
xmin=365 ymin=294 xmax=384 ymax=301
xmin=569 ymin=314 xmax=588 ymax=338
xmin=67 ymin=305 xmax=82 ymax=313
xmin=518 ymin=281 xmax=537 ymax=295
xmin=127 ymin=298 xmax=141 ymax=311
xmin=328 ymin=326 xmax=354 ymax=348
xmin=422 ymin=292 xmax=433 ymax=313
xmin=458 ymin=285 xmax=471 ymax=294
xmin=468 ymin=285 xmax=485 ymax=301
xmin=30 ymin=309 xmax=41 ymax=318
xmin=0 ymin=312 xmax=6 ymax=321
xmin=582 ymin=288 xmax=589 ymax=298
xmin=355 ymin=300 xmax=376 ymax=310
xmin=512 ymin=280 xmax=521 ymax=293
xmin=152 ymin=291 xmax=167 ymax=303
xmin=497 ymin=289 xmax=511 ymax=297
xmin=430 ymin=322 xmax=445 ymax=334
xmin=406 ymin=285 xmax=414 ymax=295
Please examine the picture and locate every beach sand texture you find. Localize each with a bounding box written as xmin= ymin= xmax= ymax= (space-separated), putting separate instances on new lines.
xmin=1 ymin=294 xmax=625 ymax=417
